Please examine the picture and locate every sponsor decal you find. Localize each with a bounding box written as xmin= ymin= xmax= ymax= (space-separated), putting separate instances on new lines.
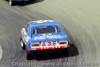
xmin=42 ymin=33 xmax=52 ymax=36
xmin=34 ymin=35 xmax=63 ymax=40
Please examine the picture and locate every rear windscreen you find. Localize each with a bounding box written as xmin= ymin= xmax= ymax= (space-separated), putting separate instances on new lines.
xmin=33 ymin=25 xmax=61 ymax=34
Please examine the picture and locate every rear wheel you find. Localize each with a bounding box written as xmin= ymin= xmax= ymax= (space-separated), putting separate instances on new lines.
xmin=20 ymin=39 xmax=26 ymax=50
xmin=9 ymin=0 xmax=15 ymax=6
xmin=26 ymin=51 xmax=32 ymax=60
xmin=26 ymin=50 xmax=37 ymax=60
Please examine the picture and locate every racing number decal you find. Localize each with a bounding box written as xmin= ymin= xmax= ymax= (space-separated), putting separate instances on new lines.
xmin=39 ymin=41 xmax=64 ymax=50
xmin=52 ymin=41 xmax=56 ymax=46
xmin=42 ymin=41 xmax=56 ymax=46
xmin=42 ymin=42 xmax=46 ymax=46
xmin=47 ymin=42 xmax=51 ymax=46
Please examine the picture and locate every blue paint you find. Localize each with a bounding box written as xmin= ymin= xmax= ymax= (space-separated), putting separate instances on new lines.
xmin=21 ymin=20 xmax=69 ymax=50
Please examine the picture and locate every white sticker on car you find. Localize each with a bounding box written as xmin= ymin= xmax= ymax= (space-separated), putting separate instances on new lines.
xmin=34 ymin=35 xmax=63 ymax=40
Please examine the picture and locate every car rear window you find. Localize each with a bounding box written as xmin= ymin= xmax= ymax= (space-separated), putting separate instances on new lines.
xmin=33 ymin=25 xmax=61 ymax=34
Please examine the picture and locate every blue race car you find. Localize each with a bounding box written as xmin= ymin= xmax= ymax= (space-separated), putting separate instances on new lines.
xmin=20 ymin=20 xmax=70 ymax=60
xmin=8 ymin=0 xmax=29 ymax=6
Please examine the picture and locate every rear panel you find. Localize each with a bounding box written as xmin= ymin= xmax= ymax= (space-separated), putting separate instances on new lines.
xmin=29 ymin=40 xmax=69 ymax=51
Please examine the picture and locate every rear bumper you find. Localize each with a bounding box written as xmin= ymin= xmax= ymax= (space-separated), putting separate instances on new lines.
xmin=28 ymin=48 xmax=69 ymax=54
xmin=27 ymin=45 xmax=70 ymax=53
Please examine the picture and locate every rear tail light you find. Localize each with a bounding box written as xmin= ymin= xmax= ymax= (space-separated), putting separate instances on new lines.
xmin=67 ymin=45 xmax=70 ymax=48
xmin=31 ymin=42 xmax=40 ymax=47
xmin=32 ymin=44 xmax=39 ymax=46
xmin=59 ymin=40 xmax=68 ymax=45
xmin=59 ymin=42 xmax=67 ymax=44
xmin=28 ymin=48 xmax=32 ymax=51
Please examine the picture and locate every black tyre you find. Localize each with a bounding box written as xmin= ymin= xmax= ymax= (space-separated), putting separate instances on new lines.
xmin=20 ymin=39 xmax=26 ymax=50
xmin=26 ymin=50 xmax=37 ymax=60
xmin=26 ymin=51 xmax=32 ymax=60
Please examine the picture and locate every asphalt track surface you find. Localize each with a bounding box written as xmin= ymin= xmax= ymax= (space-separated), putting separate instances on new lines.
xmin=0 ymin=0 xmax=100 ymax=67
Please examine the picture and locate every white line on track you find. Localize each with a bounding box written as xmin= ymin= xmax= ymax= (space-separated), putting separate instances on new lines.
xmin=0 ymin=45 xmax=2 ymax=60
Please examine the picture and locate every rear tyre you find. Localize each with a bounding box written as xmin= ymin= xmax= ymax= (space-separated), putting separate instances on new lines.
xmin=9 ymin=0 xmax=15 ymax=6
xmin=26 ymin=51 xmax=32 ymax=60
xmin=20 ymin=39 xmax=26 ymax=50
xmin=26 ymin=50 xmax=37 ymax=60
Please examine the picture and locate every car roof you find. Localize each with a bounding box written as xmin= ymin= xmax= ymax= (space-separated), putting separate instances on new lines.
xmin=28 ymin=20 xmax=60 ymax=27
